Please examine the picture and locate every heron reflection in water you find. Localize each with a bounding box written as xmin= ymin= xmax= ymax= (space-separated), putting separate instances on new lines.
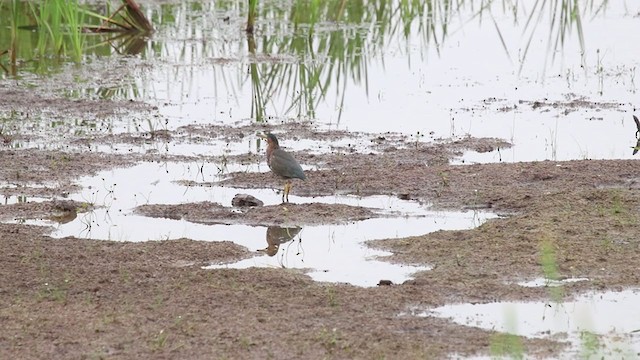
xmin=260 ymin=226 xmax=302 ymax=257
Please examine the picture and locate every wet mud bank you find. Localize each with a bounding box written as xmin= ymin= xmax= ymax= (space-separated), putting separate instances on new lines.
xmin=134 ymin=201 xmax=381 ymax=226
xmin=2 ymin=90 xmax=640 ymax=359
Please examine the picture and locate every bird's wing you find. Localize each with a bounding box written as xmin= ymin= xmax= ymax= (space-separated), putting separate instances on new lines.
xmin=270 ymin=150 xmax=306 ymax=180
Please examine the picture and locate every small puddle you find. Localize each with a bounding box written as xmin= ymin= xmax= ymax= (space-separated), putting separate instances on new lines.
xmin=2 ymin=194 xmax=41 ymax=205
xmin=0 ymin=183 xmax=57 ymax=205
xmin=415 ymin=289 xmax=640 ymax=358
xmin=516 ymin=277 xmax=590 ymax=288
xmin=14 ymin=161 xmax=496 ymax=287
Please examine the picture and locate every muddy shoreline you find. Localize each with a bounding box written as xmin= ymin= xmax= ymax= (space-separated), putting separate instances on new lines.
xmin=2 ymin=100 xmax=640 ymax=358
xmin=2 ymin=26 xmax=640 ymax=357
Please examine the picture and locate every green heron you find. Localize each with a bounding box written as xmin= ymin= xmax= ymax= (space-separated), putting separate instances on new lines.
xmin=259 ymin=132 xmax=306 ymax=202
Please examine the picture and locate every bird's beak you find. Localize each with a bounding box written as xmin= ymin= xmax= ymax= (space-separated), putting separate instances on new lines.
xmin=257 ymin=133 xmax=268 ymax=139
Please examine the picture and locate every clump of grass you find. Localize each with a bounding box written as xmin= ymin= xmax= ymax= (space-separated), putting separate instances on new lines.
xmin=604 ymin=189 xmax=635 ymax=226
xmin=149 ymin=329 xmax=169 ymax=350
xmin=326 ymin=286 xmax=339 ymax=307
xmin=37 ymin=281 xmax=68 ymax=303
xmin=490 ymin=305 xmax=524 ymax=359
xmin=246 ymin=0 xmax=257 ymax=33
xmin=238 ymin=336 xmax=255 ymax=350
xmin=13 ymin=0 xmax=153 ymax=66
xmin=317 ymin=327 xmax=341 ymax=352
xmin=540 ymin=237 xmax=559 ymax=282
xmin=30 ymin=0 xmax=62 ymax=58
xmin=0 ymin=0 xmax=21 ymax=74
xmin=62 ymin=0 xmax=85 ymax=62
xmin=439 ymin=171 xmax=450 ymax=187
xmin=609 ymin=190 xmax=624 ymax=215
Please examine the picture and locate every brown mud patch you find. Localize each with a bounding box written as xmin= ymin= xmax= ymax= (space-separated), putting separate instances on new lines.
xmin=0 ymin=71 xmax=155 ymax=143
xmin=134 ymin=201 xmax=380 ymax=226
xmin=0 ymin=222 xmax=563 ymax=359
xmin=219 ymin=137 xmax=511 ymax=198
xmin=2 ymin=131 xmax=639 ymax=358
xmin=0 ymin=199 xmax=91 ymax=224
xmin=219 ymin=149 xmax=640 ymax=306
xmin=175 ymin=122 xmax=509 ymax=156
xmin=0 ymin=87 xmax=151 ymax=120
xmin=0 ymin=149 xmax=134 ymax=198
xmin=221 ymin=147 xmax=635 ymax=209
xmin=372 ymin=185 xmax=640 ymax=303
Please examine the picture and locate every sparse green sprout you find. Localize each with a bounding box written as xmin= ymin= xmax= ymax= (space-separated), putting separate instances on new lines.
xmin=439 ymin=171 xmax=449 ymax=187
xmin=540 ymin=236 xmax=564 ymax=302
xmin=149 ymin=329 xmax=168 ymax=350
xmin=326 ymin=286 xmax=338 ymax=307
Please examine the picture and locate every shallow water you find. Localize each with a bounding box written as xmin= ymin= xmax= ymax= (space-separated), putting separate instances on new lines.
xmin=2 ymin=194 xmax=39 ymax=205
xmin=420 ymin=289 xmax=640 ymax=358
xmin=16 ymin=161 xmax=494 ymax=287
xmin=136 ymin=1 xmax=639 ymax=162
xmin=2 ymin=1 xmax=639 ymax=162
xmin=2 ymin=1 xmax=640 ymax=354
xmin=516 ymin=277 xmax=590 ymax=288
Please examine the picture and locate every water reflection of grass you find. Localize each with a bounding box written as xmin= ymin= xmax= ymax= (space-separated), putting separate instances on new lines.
xmin=1 ymin=0 xmax=612 ymax=118
xmin=241 ymin=0 xmax=610 ymax=120
xmin=519 ymin=0 xmax=591 ymax=73
xmin=243 ymin=0 xmax=436 ymax=121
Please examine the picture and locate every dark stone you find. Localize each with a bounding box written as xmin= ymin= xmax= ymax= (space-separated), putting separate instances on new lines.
xmin=232 ymin=194 xmax=264 ymax=207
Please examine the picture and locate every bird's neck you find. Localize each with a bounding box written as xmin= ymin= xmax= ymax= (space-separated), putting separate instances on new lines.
xmin=266 ymin=147 xmax=276 ymax=165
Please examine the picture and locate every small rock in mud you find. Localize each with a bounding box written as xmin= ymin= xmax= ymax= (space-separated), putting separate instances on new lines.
xmin=377 ymin=280 xmax=393 ymax=286
xmin=232 ymin=194 xmax=264 ymax=207
xmin=52 ymin=199 xmax=79 ymax=212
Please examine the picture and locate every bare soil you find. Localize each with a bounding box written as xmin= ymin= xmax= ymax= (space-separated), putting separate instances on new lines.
xmin=2 ymin=85 xmax=640 ymax=359
xmin=134 ymin=201 xmax=381 ymax=226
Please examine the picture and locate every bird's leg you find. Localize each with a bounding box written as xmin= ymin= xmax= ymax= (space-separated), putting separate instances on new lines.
xmin=281 ymin=184 xmax=286 ymax=203
xmin=288 ymin=181 xmax=293 ymax=202
xmin=284 ymin=180 xmax=292 ymax=203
